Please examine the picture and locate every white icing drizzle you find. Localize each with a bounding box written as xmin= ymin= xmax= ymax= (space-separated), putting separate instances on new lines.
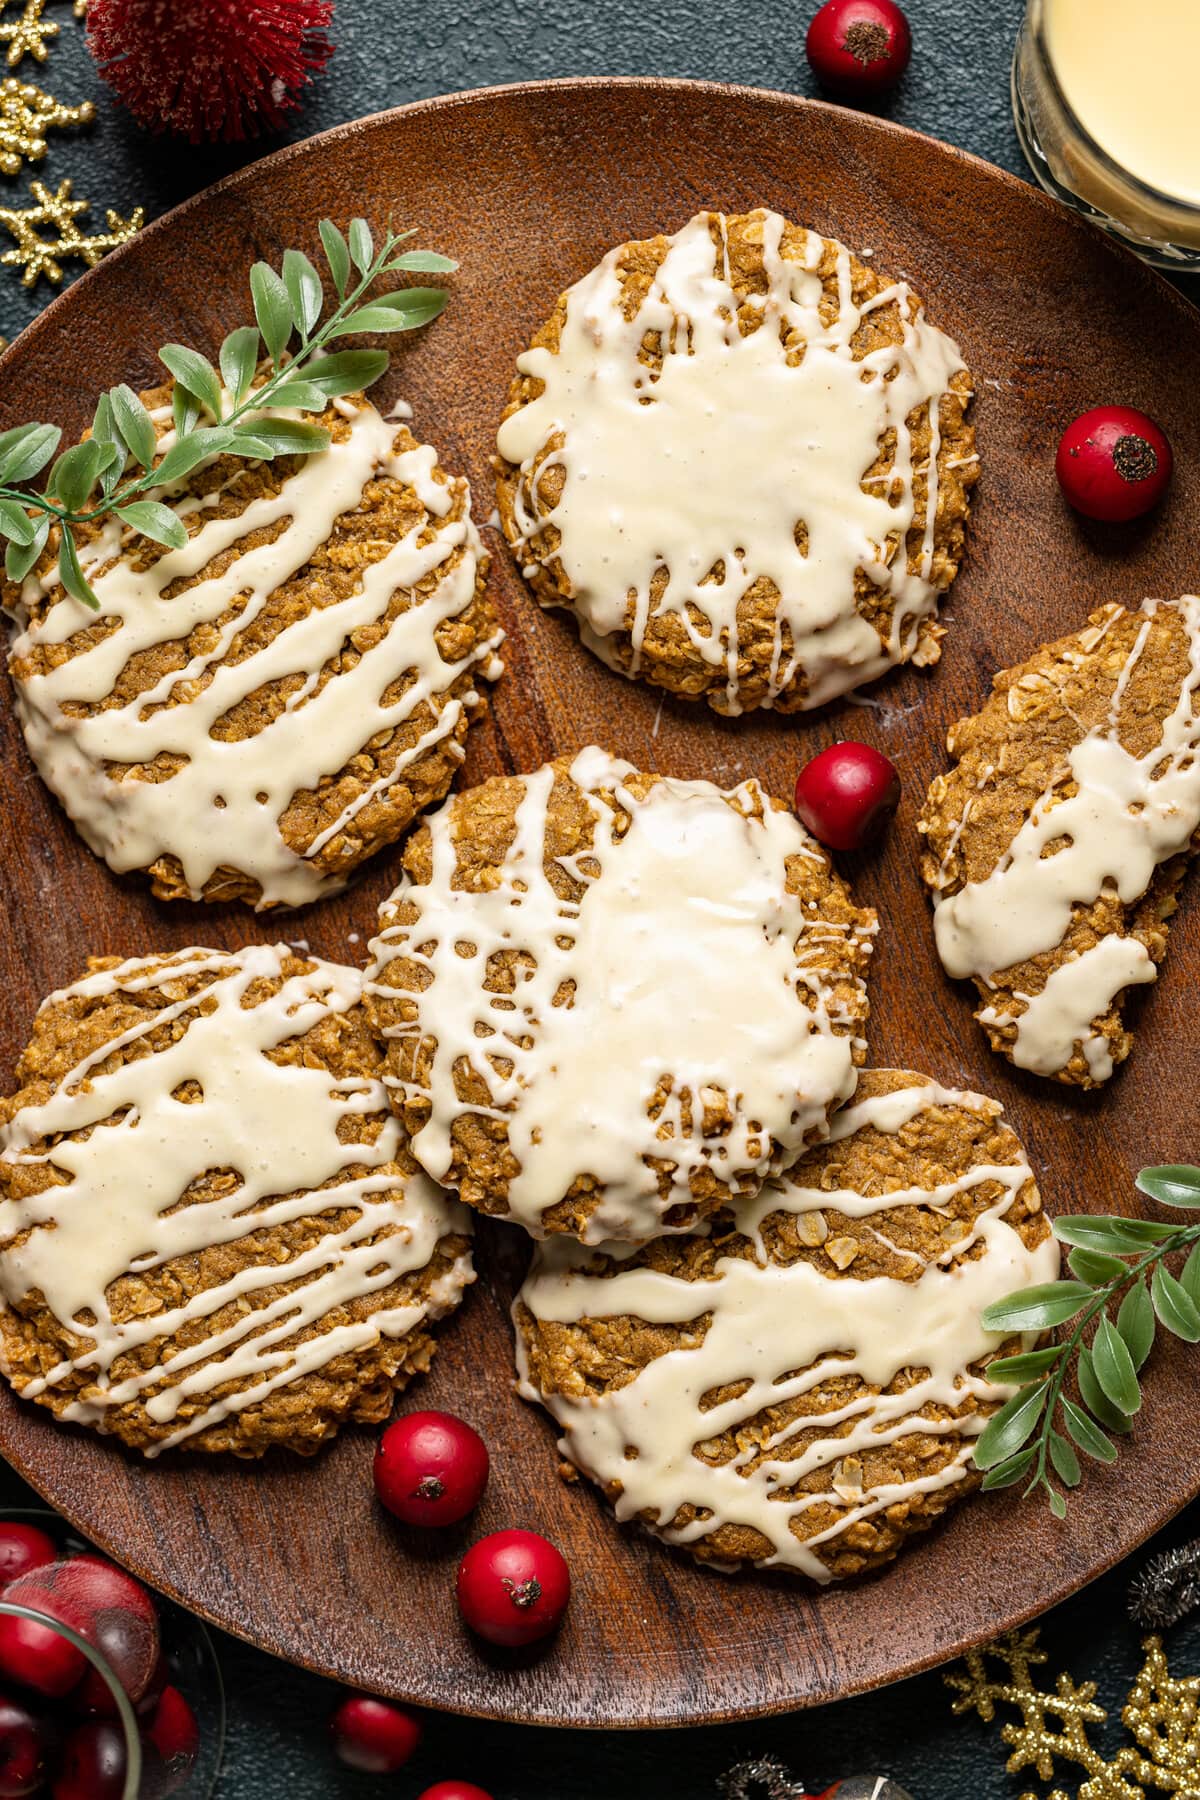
xmin=497 ymin=209 xmax=968 ymax=713
xmin=0 ymin=945 xmax=472 ymax=1455
xmin=980 ymin=934 xmax=1157 ymax=1081
xmin=7 ymin=400 xmax=503 ymax=908
xmin=515 ymin=1079 xmax=1059 ymax=1582
xmin=367 ymin=746 xmax=872 ymax=1243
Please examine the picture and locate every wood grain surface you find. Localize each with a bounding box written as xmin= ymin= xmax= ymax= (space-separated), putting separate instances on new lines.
xmin=0 ymin=78 xmax=1198 ymax=1728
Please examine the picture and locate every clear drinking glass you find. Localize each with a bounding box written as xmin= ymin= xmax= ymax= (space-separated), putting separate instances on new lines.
xmin=1013 ymin=0 xmax=1200 ymax=267
xmin=0 ymin=1510 xmax=224 ymax=1798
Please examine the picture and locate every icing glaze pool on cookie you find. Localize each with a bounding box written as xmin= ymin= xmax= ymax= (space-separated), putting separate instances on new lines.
xmin=932 ymin=595 xmax=1200 ymax=1076
xmin=367 ymin=747 xmax=872 ymax=1243
xmin=515 ymin=1079 xmax=1060 ymax=1582
xmin=0 ymin=945 xmax=472 ymax=1454
xmin=497 ymin=209 xmax=968 ymax=713
xmin=7 ymin=400 xmax=503 ymax=909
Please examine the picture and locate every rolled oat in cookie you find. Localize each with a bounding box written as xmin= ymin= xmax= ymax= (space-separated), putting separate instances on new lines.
xmin=0 ymin=945 xmax=472 ymax=1457
xmin=4 ymin=382 xmax=503 ymax=909
xmin=514 ymin=1069 xmax=1058 ymax=1583
xmin=920 ymin=596 xmax=1200 ymax=1086
xmin=495 ymin=208 xmax=975 ymax=716
xmin=366 ymin=746 xmax=875 ymax=1244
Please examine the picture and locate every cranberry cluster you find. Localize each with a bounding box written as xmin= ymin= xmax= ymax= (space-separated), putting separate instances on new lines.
xmin=331 ymin=1409 xmax=572 ymax=1787
xmin=0 ymin=1525 xmax=198 ymax=1799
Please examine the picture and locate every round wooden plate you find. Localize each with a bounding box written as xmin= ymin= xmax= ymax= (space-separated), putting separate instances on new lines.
xmin=1 ymin=77 xmax=1198 ymax=1728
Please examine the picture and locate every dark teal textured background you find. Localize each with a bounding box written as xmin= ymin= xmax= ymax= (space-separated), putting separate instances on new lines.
xmin=3 ymin=3 xmax=1200 ymax=1795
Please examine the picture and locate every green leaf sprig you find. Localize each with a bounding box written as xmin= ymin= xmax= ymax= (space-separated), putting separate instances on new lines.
xmin=0 ymin=218 xmax=456 ymax=610
xmin=974 ymin=1165 xmax=1200 ymax=1516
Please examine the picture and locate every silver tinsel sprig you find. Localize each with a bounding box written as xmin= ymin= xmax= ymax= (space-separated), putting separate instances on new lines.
xmin=716 ymin=1757 xmax=807 ymax=1800
xmin=1128 ymin=1539 xmax=1200 ymax=1630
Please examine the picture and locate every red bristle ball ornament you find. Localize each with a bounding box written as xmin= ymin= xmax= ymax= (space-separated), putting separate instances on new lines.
xmin=87 ymin=0 xmax=334 ymax=144
xmin=806 ymin=0 xmax=912 ymax=95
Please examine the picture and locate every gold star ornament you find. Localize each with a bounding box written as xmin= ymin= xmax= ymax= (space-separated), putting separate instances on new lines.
xmin=0 ymin=75 xmax=93 ymax=175
xmin=0 ymin=178 xmax=142 ymax=286
xmin=0 ymin=0 xmax=58 ymax=68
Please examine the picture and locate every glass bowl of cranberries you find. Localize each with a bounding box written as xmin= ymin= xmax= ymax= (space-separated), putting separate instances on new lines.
xmin=0 ymin=1511 xmax=224 ymax=1798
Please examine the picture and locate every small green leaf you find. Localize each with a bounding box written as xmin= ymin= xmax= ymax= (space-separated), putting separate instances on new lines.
xmin=1151 ymin=1261 xmax=1200 ymax=1341
xmin=49 ymin=439 xmax=114 ymax=512
xmin=152 ymin=426 xmax=235 ymax=487
xmin=108 ymin=383 xmax=158 ymax=469
xmin=1092 ymin=1314 xmax=1141 ymax=1414
xmin=1116 ymin=1278 xmax=1156 ymax=1371
xmin=0 ymin=421 xmax=61 ymax=484
xmin=56 ymin=527 xmax=98 ymax=610
xmin=299 ymin=349 xmax=389 ymax=396
xmin=225 ymin=425 xmax=278 ymax=460
xmin=1078 ymin=1345 xmax=1133 ymax=1434
xmin=1182 ymin=1242 xmax=1200 ymax=1306
xmin=982 ymin=1282 xmax=1091 ymax=1333
xmin=158 ymin=345 xmax=223 ymax=421
xmin=172 ymin=387 xmax=201 ymax=439
xmin=348 ymin=217 xmax=374 ymax=274
xmin=986 ymin=1345 xmax=1064 ymax=1383
xmin=1053 ymin=1214 xmax=1171 ymax=1253
xmin=979 ymin=1446 xmax=1036 ymax=1490
xmin=281 ymin=248 xmax=323 ymax=337
xmin=219 ymin=326 xmax=261 ymax=406
xmin=0 ymin=422 xmax=38 ymax=463
xmin=1137 ymin=1165 xmax=1200 ymax=1209
xmin=318 ymin=219 xmax=351 ymax=297
xmin=972 ymin=1383 xmax=1048 ymax=1470
xmin=1047 ymin=1485 xmax=1068 ymax=1519
xmin=262 ymin=380 xmax=329 ymax=412
xmin=4 ymin=513 xmax=49 ymax=582
xmin=328 ymin=298 xmax=446 ymax=336
xmin=115 ymin=500 xmax=188 ymax=550
xmin=249 ymin=262 xmax=294 ymax=365
xmin=1048 ymin=1430 xmax=1081 ymax=1487
xmin=1061 ymin=1396 xmax=1118 ymax=1463
xmin=232 ymin=419 xmax=329 ymax=457
xmin=386 ymin=249 xmax=458 ymax=273
xmin=92 ymin=397 xmax=127 ymax=497
xmin=1068 ymin=1246 xmax=1128 ymax=1286
xmin=0 ymin=497 xmax=38 ymax=545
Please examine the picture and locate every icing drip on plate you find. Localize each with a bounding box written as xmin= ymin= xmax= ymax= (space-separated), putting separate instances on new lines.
xmin=932 ymin=595 xmax=1200 ymax=1078
xmin=497 ymin=209 xmax=970 ymax=713
xmin=6 ymin=398 xmax=503 ymax=909
xmin=0 ymin=945 xmax=472 ymax=1455
xmin=515 ymin=1076 xmax=1059 ymax=1582
xmin=367 ymin=747 xmax=874 ymax=1243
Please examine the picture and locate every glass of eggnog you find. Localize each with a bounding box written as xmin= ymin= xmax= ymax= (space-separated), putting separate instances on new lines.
xmin=1013 ymin=0 xmax=1200 ymax=266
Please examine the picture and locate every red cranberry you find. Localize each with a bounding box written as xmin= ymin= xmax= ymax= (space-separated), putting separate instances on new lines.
xmin=794 ymin=741 xmax=901 ymax=851
xmin=416 ymin=1785 xmax=495 ymax=1800
xmin=806 ymin=0 xmax=911 ymax=94
xmin=143 ymin=1685 xmax=199 ymax=1779
xmin=133 ymin=1653 xmax=169 ymax=1720
xmin=52 ymin=1720 xmax=127 ymax=1800
xmin=1056 ymin=405 xmax=1173 ymax=522
xmin=0 ymin=1594 xmax=86 ymax=1699
xmin=330 ymin=1695 xmax=422 ymax=1774
xmin=0 ymin=1529 xmax=56 ymax=1593
xmin=375 ymin=1412 xmax=490 ymax=1527
xmin=456 ymin=1530 xmax=570 ymax=1648
xmin=12 ymin=1557 xmax=160 ymax=1712
xmin=0 ymin=1692 xmax=50 ymax=1798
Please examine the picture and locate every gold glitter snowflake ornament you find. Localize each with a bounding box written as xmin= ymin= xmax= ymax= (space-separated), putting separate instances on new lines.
xmin=0 ymin=178 xmax=142 ymax=286
xmin=0 ymin=75 xmax=93 ymax=174
xmin=0 ymin=0 xmax=58 ymax=68
xmin=947 ymin=1627 xmax=1200 ymax=1798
